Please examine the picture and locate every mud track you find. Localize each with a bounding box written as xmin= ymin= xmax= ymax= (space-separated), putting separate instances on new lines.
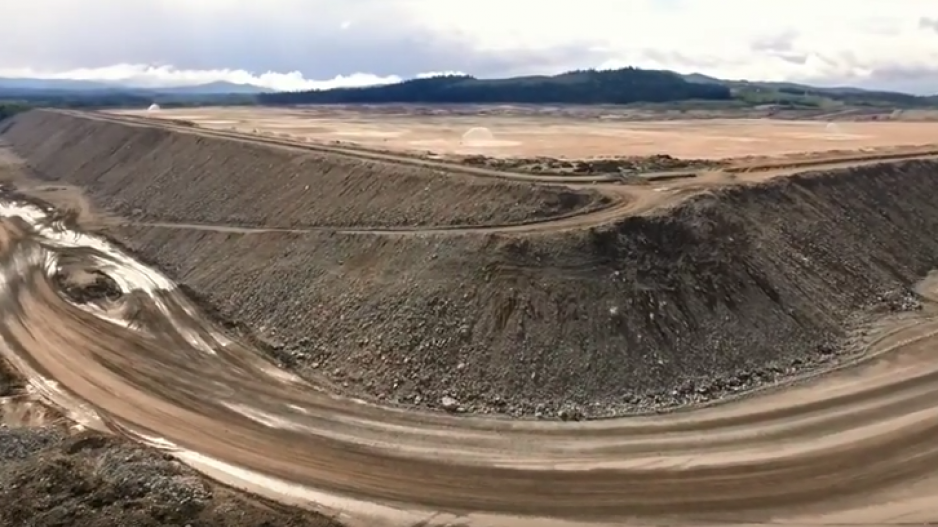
xmin=3 ymin=187 xmax=938 ymax=526
xmin=6 ymin=111 xmax=938 ymax=525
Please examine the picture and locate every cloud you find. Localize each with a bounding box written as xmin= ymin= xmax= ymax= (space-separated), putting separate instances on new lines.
xmin=0 ymin=0 xmax=937 ymax=94
xmin=0 ymin=64 xmax=404 ymax=92
xmin=0 ymin=65 xmax=471 ymax=92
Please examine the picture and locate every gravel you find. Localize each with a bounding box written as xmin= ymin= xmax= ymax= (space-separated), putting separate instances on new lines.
xmin=0 ymin=428 xmax=343 ymax=526
xmin=0 ymin=426 xmax=66 ymax=461
xmin=105 ymin=160 xmax=938 ymax=419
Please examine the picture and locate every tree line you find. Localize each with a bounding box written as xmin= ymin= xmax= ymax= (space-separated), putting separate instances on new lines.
xmin=258 ymin=68 xmax=734 ymax=105
xmin=0 ymin=102 xmax=32 ymax=120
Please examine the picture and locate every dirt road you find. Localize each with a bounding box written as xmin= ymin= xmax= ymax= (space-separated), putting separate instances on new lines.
xmin=3 ymin=192 xmax=938 ymax=527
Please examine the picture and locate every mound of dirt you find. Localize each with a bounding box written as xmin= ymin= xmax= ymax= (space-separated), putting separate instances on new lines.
xmin=462 ymin=153 xmax=721 ymax=176
xmin=2 ymin=110 xmax=606 ymax=228
xmin=0 ymin=428 xmax=342 ymax=526
xmin=102 ymin=159 xmax=938 ymax=418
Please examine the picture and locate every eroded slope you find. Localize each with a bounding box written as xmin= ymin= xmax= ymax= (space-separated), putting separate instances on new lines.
xmin=103 ymin=160 xmax=938 ymax=417
xmin=1 ymin=110 xmax=605 ymax=228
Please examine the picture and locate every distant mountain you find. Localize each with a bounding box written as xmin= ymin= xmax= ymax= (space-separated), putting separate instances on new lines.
xmin=683 ymin=73 xmax=875 ymax=95
xmin=142 ymin=81 xmax=267 ymax=95
xmin=2 ymin=68 xmax=935 ymax=110
xmin=258 ymin=67 xmax=938 ymax=109
xmin=0 ymin=77 xmax=266 ymax=95
xmin=680 ymin=72 xmax=937 ymax=107
xmin=258 ymin=68 xmax=734 ymax=106
xmin=0 ymin=77 xmax=117 ymax=92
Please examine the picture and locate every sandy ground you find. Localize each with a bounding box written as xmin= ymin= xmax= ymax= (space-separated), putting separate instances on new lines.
xmin=110 ymin=105 xmax=938 ymax=160
xmin=3 ymin=186 xmax=938 ymax=527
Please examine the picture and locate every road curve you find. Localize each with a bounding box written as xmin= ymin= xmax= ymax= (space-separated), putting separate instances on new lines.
xmin=3 ymin=194 xmax=938 ymax=527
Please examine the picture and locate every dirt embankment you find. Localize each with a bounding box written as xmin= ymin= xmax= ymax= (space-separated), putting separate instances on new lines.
xmin=1 ymin=110 xmax=606 ymax=228
xmin=102 ymin=159 xmax=938 ymax=418
xmin=0 ymin=429 xmax=342 ymax=527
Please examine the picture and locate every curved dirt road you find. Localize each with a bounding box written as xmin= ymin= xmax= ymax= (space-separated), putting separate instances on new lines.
xmin=3 ymin=195 xmax=938 ymax=527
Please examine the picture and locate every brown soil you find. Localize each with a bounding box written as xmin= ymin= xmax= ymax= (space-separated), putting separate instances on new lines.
xmin=0 ymin=143 xmax=345 ymax=526
xmin=0 ymin=359 xmax=17 ymax=398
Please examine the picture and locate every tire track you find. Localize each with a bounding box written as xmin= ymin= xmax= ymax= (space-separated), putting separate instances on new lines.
xmin=2 ymin=194 xmax=938 ymax=526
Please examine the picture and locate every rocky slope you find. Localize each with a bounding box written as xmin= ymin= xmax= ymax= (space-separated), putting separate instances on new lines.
xmin=106 ymin=160 xmax=937 ymax=418
xmin=1 ymin=110 xmax=606 ymax=228
xmin=0 ymin=427 xmax=342 ymax=526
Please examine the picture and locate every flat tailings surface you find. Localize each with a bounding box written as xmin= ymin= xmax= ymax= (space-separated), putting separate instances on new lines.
xmin=4 ymin=110 xmax=938 ymax=420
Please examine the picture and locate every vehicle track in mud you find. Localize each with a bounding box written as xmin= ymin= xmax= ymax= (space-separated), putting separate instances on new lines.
xmin=3 ymin=192 xmax=938 ymax=526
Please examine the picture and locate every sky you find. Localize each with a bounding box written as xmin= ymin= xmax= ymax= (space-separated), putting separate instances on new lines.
xmin=1 ymin=0 xmax=937 ymax=94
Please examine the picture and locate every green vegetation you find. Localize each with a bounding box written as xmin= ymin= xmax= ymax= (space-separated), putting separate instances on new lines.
xmin=684 ymin=74 xmax=938 ymax=109
xmin=0 ymin=102 xmax=32 ymax=120
xmin=258 ymin=68 xmax=733 ymax=105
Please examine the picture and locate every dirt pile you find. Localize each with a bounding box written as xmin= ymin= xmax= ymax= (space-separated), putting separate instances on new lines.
xmin=461 ymin=153 xmax=721 ymax=176
xmin=0 ymin=429 xmax=342 ymax=526
xmin=101 ymin=160 xmax=938 ymax=418
xmin=2 ymin=110 xmax=606 ymax=228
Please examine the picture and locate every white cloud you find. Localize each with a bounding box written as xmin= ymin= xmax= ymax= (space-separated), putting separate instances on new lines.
xmin=0 ymin=0 xmax=936 ymax=93
xmin=0 ymin=64 xmax=402 ymax=92
xmin=397 ymin=0 xmax=938 ymax=89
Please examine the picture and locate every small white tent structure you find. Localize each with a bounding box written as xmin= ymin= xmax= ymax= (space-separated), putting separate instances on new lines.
xmin=461 ymin=127 xmax=495 ymax=145
xmin=147 ymin=103 xmax=161 ymax=113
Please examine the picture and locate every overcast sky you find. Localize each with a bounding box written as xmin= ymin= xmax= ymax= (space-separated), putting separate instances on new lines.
xmin=1 ymin=0 xmax=937 ymax=93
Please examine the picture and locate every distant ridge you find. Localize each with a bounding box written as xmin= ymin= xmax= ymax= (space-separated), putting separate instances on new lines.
xmin=257 ymin=67 xmax=937 ymax=108
xmin=681 ymin=72 xmax=937 ymax=107
xmin=258 ymin=68 xmax=733 ymax=105
xmin=1 ymin=66 xmax=935 ymax=109
xmin=0 ymin=77 xmax=266 ymax=95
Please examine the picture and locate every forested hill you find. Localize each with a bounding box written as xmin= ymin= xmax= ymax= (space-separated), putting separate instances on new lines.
xmin=257 ymin=68 xmax=733 ymax=105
